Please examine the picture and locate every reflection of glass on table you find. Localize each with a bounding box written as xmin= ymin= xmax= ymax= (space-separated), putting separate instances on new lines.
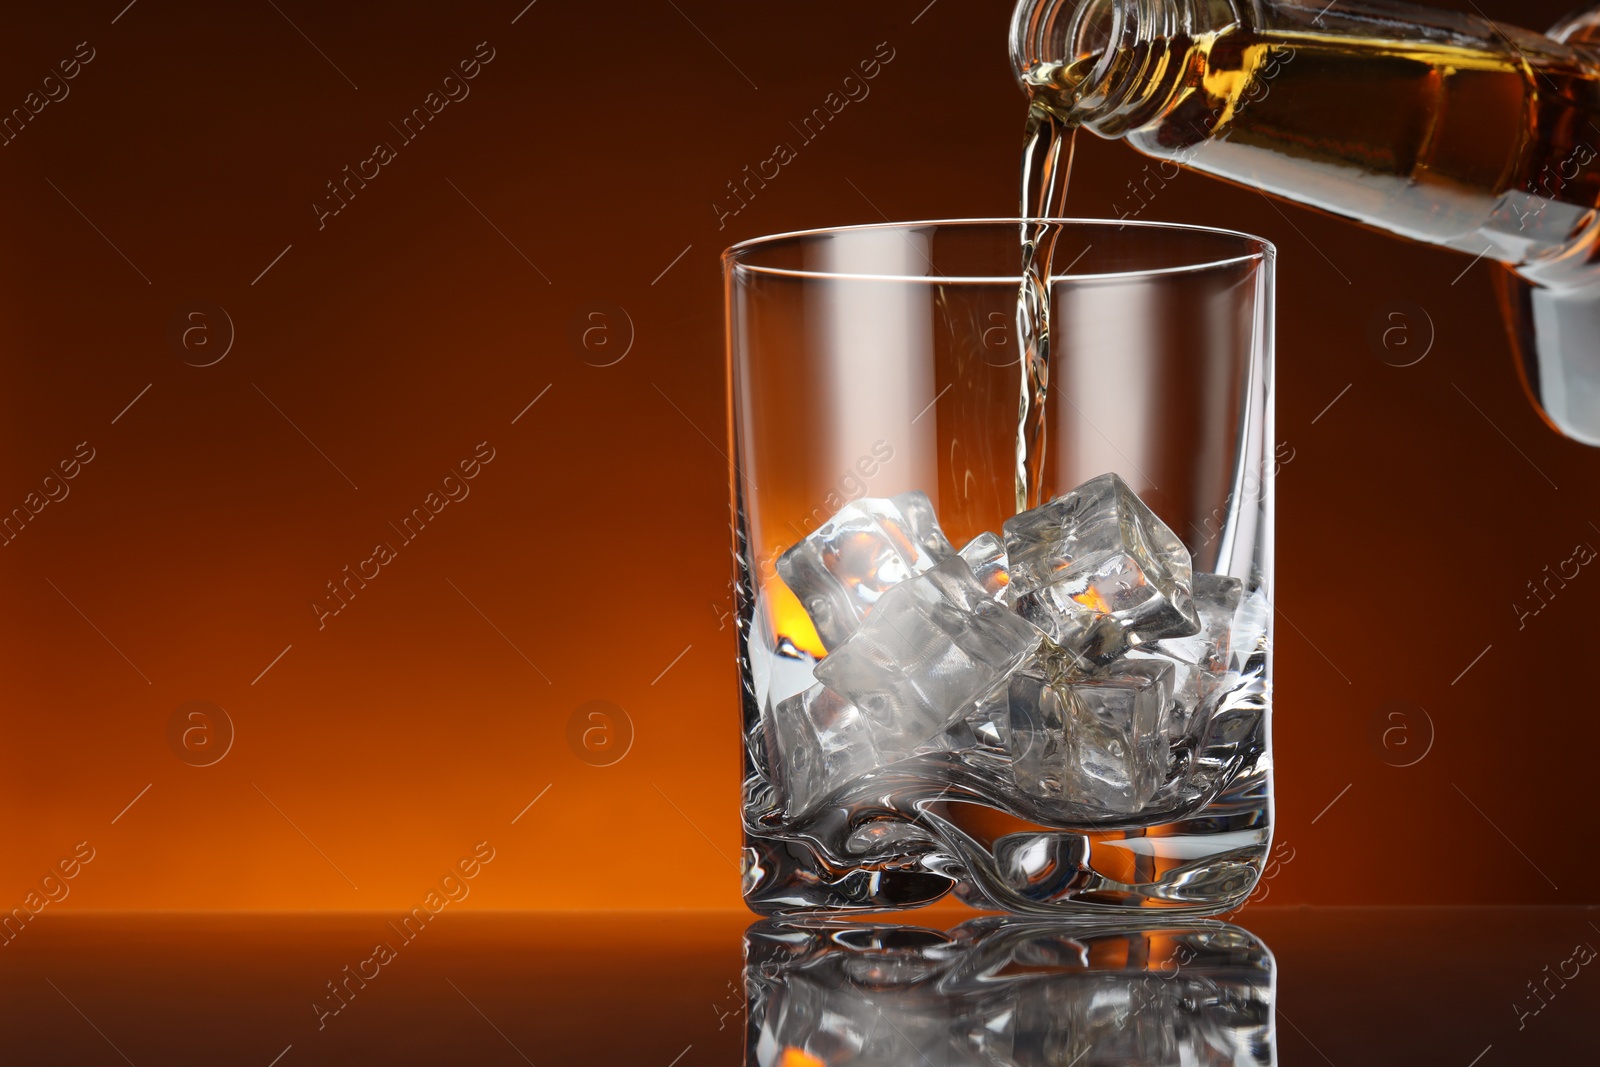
xmin=745 ymin=917 xmax=1276 ymax=1065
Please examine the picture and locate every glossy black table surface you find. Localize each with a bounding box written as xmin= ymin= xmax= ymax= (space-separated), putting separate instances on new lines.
xmin=2 ymin=906 xmax=1593 ymax=1064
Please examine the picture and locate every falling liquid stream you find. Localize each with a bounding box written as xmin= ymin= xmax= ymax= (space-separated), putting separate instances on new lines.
xmin=1014 ymin=102 xmax=1077 ymax=513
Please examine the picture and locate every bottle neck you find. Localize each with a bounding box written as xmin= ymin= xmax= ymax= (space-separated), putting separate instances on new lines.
xmin=1011 ymin=0 xmax=1239 ymax=136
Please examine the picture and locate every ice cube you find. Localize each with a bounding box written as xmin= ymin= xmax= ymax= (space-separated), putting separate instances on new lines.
xmin=1147 ymin=572 xmax=1242 ymax=726
xmin=748 ymin=591 xmax=819 ymax=715
xmin=1230 ymin=585 xmax=1270 ymax=671
xmin=963 ymin=679 xmax=1012 ymax=753
xmin=764 ymin=684 xmax=883 ymax=819
xmin=981 ymin=638 xmax=1091 ymax=755
xmin=1003 ymin=473 xmax=1199 ymax=661
xmin=776 ymin=491 xmax=955 ymax=651
xmin=957 ymin=532 xmax=1010 ymax=601
xmin=1156 ymin=572 xmax=1241 ymax=674
xmin=1010 ymin=658 xmax=1174 ymax=815
xmin=815 ymin=557 xmax=1044 ymax=748
xmin=1001 ymin=657 xmax=1060 ymax=754
xmin=1139 ymin=574 xmax=1270 ymax=734
xmin=1126 ymin=648 xmax=1203 ymax=738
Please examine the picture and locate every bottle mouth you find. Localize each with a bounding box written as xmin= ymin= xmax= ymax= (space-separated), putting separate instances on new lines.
xmin=1068 ymin=0 xmax=1122 ymax=78
xmin=1012 ymin=0 xmax=1242 ymax=135
xmin=1009 ymin=0 xmax=1122 ymax=97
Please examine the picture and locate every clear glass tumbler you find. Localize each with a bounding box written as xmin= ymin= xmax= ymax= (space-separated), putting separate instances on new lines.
xmin=726 ymin=219 xmax=1275 ymax=916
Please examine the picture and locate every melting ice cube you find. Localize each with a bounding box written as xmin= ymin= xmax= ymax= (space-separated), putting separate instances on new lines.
xmin=815 ymin=557 xmax=1043 ymax=747
xmin=1004 ymin=473 xmax=1199 ymax=661
xmin=776 ymin=491 xmax=954 ymax=651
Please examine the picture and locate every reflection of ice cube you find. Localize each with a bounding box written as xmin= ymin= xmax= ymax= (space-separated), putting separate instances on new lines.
xmin=764 ymin=684 xmax=882 ymax=819
xmin=776 ymin=491 xmax=954 ymax=651
xmin=816 ymin=557 xmax=1043 ymax=746
xmin=958 ymin=532 xmax=1010 ymax=600
xmin=754 ymin=957 xmax=963 ymax=1067
xmin=1004 ymin=473 xmax=1199 ymax=661
xmin=1011 ymin=659 xmax=1174 ymax=814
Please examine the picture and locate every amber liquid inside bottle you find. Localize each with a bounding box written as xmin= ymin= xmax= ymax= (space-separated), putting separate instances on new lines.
xmin=1024 ymin=23 xmax=1600 ymax=284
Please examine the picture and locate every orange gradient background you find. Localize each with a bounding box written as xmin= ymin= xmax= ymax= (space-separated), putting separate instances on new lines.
xmin=0 ymin=0 xmax=1595 ymax=915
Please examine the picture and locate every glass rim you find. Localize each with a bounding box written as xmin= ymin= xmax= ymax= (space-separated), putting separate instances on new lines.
xmin=723 ymin=217 xmax=1275 ymax=284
